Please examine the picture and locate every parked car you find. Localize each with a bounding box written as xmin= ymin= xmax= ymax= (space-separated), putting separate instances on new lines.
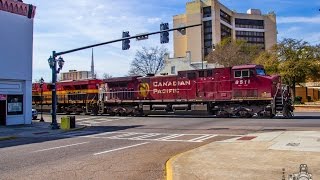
xmin=32 ymin=109 xmax=38 ymax=120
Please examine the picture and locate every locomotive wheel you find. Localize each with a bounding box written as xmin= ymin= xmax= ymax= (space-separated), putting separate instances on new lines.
xmin=216 ymin=110 xmax=230 ymax=118
xmin=236 ymin=110 xmax=253 ymax=118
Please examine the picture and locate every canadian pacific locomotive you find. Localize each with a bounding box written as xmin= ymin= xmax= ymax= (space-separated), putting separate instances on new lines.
xmin=32 ymin=64 xmax=294 ymax=118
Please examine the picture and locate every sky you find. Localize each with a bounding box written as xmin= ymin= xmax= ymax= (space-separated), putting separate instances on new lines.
xmin=27 ymin=0 xmax=320 ymax=82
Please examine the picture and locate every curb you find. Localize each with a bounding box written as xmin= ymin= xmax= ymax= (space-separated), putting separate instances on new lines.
xmin=62 ymin=125 xmax=87 ymax=132
xmin=165 ymin=145 xmax=206 ymax=180
xmin=0 ymin=136 xmax=17 ymax=141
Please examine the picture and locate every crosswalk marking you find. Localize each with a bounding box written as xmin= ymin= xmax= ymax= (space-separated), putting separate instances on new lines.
xmin=83 ymin=132 xmax=233 ymax=143
xmin=188 ymin=135 xmax=212 ymax=142
xmin=75 ymin=116 xmax=131 ymax=126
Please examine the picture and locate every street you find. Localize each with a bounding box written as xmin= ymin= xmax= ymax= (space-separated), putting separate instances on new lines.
xmin=1 ymin=112 xmax=320 ymax=180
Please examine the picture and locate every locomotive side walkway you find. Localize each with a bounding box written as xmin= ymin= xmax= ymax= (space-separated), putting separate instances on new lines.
xmin=167 ymin=131 xmax=320 ymax=180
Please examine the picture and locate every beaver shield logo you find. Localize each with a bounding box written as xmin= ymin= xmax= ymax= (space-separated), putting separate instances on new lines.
xmin=138 ymin=83 xmax=150 ymax=98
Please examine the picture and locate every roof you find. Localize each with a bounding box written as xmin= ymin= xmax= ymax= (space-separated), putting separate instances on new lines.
xmin=232 ymin=64 xmax=264 ymax=70
xmin=0 ymin=0 xmax=36 ymax=19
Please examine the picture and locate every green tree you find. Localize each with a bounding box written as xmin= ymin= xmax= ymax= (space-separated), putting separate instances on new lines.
xmin=205 ymin=37 xmax=261 ymax=67
xmin=278 ymin=39 xmax=320 ymax=98
xmin=253 ymin=46 xmax=279 ymax=74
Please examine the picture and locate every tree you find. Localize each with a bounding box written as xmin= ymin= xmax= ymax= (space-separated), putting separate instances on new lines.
xmin=205 ymin=37 xmax=261 ymax=67
xmin=128 ymin=46 xmax=168 ymax=76
xmin=255 ymin=38 xmax=320 ymax=98
xmin=276 ymin=38 xmax=320 ymax=98
xmin=102 ymin=73 xmax=113 ymax=79
xmin=253 ymin=45 xmax=279 ymax=74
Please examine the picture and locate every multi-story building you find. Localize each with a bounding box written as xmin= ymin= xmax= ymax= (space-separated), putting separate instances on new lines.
xmin=173 ymin=0 xmax=277 ymax=62
xmin=60 ymin=70 xmax=93 ymax=81
xmin=0 ymin=0 xmax=36 ymax=125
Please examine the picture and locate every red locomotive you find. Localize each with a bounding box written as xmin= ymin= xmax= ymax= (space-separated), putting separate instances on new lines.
xmin=32 ymin=64 xmax=293 ymax=118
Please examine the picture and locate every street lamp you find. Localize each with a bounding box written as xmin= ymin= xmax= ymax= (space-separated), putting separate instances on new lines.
xmin=39 ymin=77 xmax=44 ymax=122
xmin=48 ymin=51 xmax=65 ymax=129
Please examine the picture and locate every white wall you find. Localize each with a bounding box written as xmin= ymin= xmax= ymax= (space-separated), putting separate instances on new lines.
xmin=0 ymin=11 xmax=33 ymax=80
xmin=0 ymin=11 xmax=34 ymax=125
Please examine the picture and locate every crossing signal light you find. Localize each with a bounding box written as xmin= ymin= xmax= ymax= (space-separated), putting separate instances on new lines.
xmin=160 ymin=23 xmax=169 ymax=44
xmin=122 ymin=31 xmax=130 ymax=50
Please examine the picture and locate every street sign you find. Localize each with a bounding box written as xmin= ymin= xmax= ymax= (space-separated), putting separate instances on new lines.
xmin=136 ymin=33 xmax=149 ymax=41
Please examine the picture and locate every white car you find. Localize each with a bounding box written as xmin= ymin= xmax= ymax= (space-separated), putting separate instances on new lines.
xmin=32 ymin=109 xmax=38 ymax=120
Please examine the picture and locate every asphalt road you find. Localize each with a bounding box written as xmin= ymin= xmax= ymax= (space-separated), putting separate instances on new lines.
xmin=1 ymin=112 xmax=320 ymax=180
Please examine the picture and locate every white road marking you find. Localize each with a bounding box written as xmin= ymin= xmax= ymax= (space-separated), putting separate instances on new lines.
xmin=110 ymin=133 xmax=139 ymax=138
xmin=33 ymin=142 xmax=89 ymax=153
xmin=131 ymin=133 xmax=161 ymax=140
xmin=191 ymin=135 xmax=217 ymax=142
xmin=188 ymin=135 xmax=212 ymax=142
xmin=94 ymin=142 xmax=150 ymax=155
xmin=156 ymin=134 xmax=184 ymax=141
xmin=84 ymin=132 xmax=243 ymax=143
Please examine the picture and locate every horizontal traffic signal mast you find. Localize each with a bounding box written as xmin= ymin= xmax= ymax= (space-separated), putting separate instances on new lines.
xmin=54 ymin=23 xmax=202 ymax=55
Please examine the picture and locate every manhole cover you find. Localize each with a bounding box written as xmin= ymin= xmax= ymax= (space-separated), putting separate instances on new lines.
xmin=286 ymin=143 xmax=300 ymax=147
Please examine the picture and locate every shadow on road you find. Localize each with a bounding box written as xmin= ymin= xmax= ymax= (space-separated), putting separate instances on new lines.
xmin=0 ymin=125 xmax=143 ymax=149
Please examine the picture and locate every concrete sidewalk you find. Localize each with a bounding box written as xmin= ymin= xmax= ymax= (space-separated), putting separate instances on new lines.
xmin=0 ymin=121 xmax=86 ymax=140
xmin=168 ymin=131 xmax=320 ymax=180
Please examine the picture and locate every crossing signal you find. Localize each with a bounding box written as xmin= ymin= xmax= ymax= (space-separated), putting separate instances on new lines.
xmin=122 ymin=31 xmax=130 ymax=50
xmin=160 ymin=23 xmax=169 ymax=44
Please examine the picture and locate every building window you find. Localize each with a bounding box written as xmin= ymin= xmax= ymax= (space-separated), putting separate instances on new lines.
xmin=7 ymin=95 xmax=23 ymax=115
xmin=220 ymin=10 xmax=231 ymax=24
xmin=235 ymin=18 xmax=264 ymax=29
xmin=203 ymin=6 xmax=211 ymax=18
xmin=221 ymin=23 xmax=232 ymax=40
xmin=171 ymin=66 xmax=176 ymax=74
xmin=203 ymin=20 xmax=213 ymax=56
xmin=235 ymin=30 xmax=265 ymax=49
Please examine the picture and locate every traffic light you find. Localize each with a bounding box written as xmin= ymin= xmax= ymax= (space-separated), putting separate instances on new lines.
xmin=160 ymin=23 xmax=169 ymax=44
xmin=122 ymin=31 xmax=130 ymax=50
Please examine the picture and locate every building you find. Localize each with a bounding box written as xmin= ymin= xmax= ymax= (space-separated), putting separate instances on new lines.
xmin=157 ymin=51 xmax=220 ymax=76
xmin=0 ymin=0 xmax=36 ymax=125
xmin=60 ymin=70 xmax=93 ymax=81
xmin=173 ymin=0 xmax=277 ymax=62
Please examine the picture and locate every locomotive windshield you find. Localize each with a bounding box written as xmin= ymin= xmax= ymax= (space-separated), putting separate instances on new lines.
xmin=256 ymin=68 xmax=266 ymax=76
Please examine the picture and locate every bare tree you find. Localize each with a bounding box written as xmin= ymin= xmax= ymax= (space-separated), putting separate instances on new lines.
xmin=129 ymin=46 xmax=168 ymax=76
xmin=102 ymin=73 xmax=113 ymax=79
xmin=205 ymin=37 xmax=261 ymax=67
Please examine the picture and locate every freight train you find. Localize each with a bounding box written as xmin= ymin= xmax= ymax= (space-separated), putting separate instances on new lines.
xmin=32 ymin=64 xmax=294 ymax=118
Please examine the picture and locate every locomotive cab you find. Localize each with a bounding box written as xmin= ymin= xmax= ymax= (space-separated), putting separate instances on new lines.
xmin=231 ymin=64 xmax=276 ymax=99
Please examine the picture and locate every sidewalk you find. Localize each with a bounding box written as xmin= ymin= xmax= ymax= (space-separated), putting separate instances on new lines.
xmin=0 ymin=121 xmax=86 ymax=140
xmin=168 ymin=131 xmax=320 ymax=180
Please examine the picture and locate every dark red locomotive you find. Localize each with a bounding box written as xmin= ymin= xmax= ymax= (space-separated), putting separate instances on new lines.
xmin=90 ymin=64 xmax=293 ymax=118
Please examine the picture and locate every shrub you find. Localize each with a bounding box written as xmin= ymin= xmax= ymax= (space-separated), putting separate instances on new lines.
xmin=294 ymin=96 xmax=302 ymax=104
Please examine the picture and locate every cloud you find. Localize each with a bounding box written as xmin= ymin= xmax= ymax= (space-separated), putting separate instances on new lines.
xmin=278 ymin=15 xmax=320 ymax=24
xmin=147 ymin=17 xmax=162 ymax=24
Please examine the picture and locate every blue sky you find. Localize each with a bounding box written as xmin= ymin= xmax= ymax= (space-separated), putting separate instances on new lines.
xmin=27 ymin=0 xmax=320 ymax=82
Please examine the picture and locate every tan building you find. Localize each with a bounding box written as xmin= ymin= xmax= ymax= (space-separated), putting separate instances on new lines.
xmin=60 ymin=70 xmax=93 ymax=81
xmin=173 ymin=0 xmax=277 ymax=62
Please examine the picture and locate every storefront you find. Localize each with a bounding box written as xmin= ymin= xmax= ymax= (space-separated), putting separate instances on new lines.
xmin=0 ymin=0 xmax=36 ymax=125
